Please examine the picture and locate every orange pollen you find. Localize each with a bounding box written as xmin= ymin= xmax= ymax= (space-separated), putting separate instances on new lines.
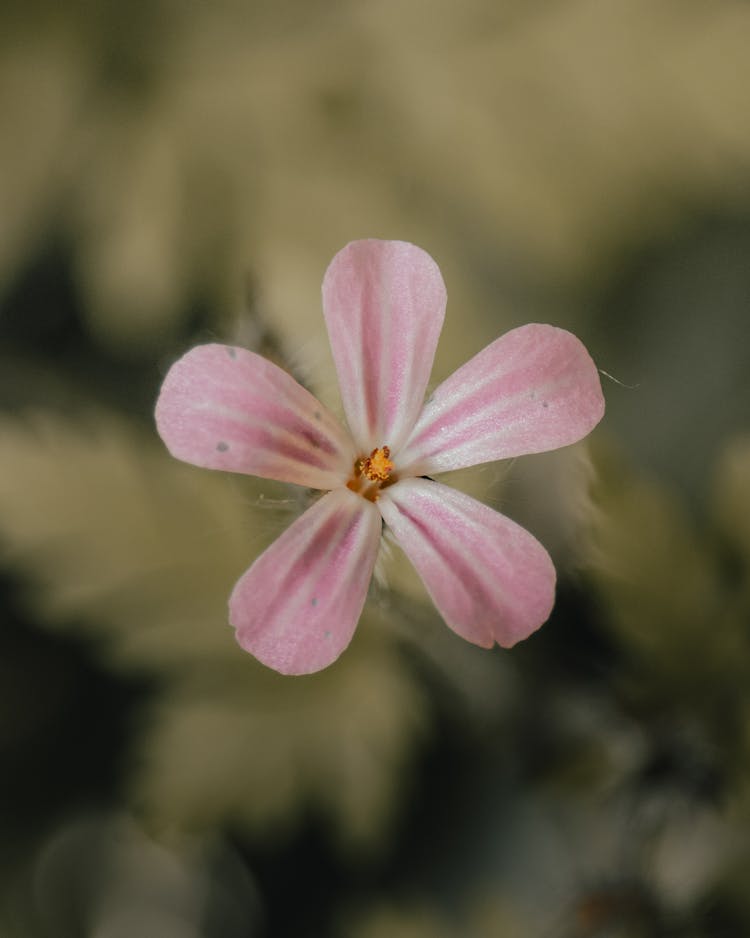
xmin=362 ymin=446 xmax=394 ymax=482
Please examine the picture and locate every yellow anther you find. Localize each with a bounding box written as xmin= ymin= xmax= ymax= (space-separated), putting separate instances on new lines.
xmin=362 ymin=446 xmax=394 ymax=482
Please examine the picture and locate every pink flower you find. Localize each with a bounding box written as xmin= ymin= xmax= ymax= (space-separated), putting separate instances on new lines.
xmin=156 ymin=240 xmax=604 ymax=675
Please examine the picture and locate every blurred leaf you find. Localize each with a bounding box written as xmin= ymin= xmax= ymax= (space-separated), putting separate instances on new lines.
xmin=32 ymin=814 xmax=260 ymax=938
xmin=4 ymin=0 xmax=750 ymax=360
xmin=0 ymin=412 xmax=259 ymax=669
xmin=0 ymin=412 xmax=428 ymax=848
xmin=586 ymin=443 xmax=748 ymax=703
xmin=712 ymin=434 xmax=750 ymax=597
xmin=584 ymin=440 xmax=750 ymax=819
xmin=343 ymin=900 xmax=456 ymax=938
xmin=132 ymin=629 xmax=427 ymax=847
xmin=589 ymin=457 xmax=713 ymax=628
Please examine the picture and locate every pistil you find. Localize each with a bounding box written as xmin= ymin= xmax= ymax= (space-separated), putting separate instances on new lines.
xmin=346 ymin=446 xmax=396 ymax=501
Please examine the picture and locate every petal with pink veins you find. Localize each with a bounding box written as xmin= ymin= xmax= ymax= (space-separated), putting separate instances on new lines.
xmin=397 ymin=324 xmax=605 ymax=476
xmin=156 ymin=344 xmax=356 ymax=489
xmin=322 ymin=240 xmax=446 ymax=454
xmin=230 ymin=488 xmax=381 ymax=675
xmin=378 ymin=478 xmax=555 ymax=648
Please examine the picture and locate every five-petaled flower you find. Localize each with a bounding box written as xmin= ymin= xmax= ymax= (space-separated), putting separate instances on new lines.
xmin=156 ymin=240 xmax=604 ymax=675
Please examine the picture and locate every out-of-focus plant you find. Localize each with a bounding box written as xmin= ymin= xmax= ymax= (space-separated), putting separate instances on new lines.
xmin=586 ymin=435 xmax=750 ymax=814
xmin=2 ymin=0 xmax=750 ymax=361
xmin=29 ymin=813 xmax=260 ymax=938
xmin=0 ymin=413 xmax=429 ymax=849
xmin=341 ymin=785 xmax=746 ymax=938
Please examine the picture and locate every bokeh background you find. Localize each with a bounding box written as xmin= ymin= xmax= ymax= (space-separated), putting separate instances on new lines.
xmin=2 ymin=1 xmax=750 ymax=935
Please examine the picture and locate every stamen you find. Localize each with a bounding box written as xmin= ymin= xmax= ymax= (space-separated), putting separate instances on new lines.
xmin=346 ymin=446 xmax=396 ymax=501
xmin=362 ymin=446 xmax=394 ymax=482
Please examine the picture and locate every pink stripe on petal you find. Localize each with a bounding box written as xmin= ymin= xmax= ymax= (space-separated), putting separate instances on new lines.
xmin=398 ymin=324 xmax=605 ymax=476
xmin=322 ymin=240 xmax=447 ymax=453
xmin=155 ymin=344 xmax=356 ymax=489
xmin=378 ymin=479 xmax=555 ymax=648
xmin=230 ymin=488 xmax=381 ymax=675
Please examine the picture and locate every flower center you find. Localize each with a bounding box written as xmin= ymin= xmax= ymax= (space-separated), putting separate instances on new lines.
xmin=362 ymin=446 xmax=394 ymax=481
xmin=346 ymin=446 xmax=395 ymax=501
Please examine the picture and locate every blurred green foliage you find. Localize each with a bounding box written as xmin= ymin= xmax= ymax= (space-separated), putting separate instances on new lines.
xmin=2 ymin=1 xmax=750 ymax=935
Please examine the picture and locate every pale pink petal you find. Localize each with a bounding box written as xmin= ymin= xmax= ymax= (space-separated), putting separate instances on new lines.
xmin=378 ymin=479 xmax=555 ymax=648
xmin=156 ymin=344 xmax=356 ymax=489
xmin=397 ymin=324 xmax=605 ymax=476
xmin=230 ymin=488 xmax=381 ymax=675
xmin=322 ymin=240 xmax=447 ymax=454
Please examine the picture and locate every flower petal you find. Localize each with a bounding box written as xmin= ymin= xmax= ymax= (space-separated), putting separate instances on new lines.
xmin=378 ymin=479 xmax=555 ymax=648
xmin=397 ymin=324 xmax=605 ymax=475
xmin=322 ymin=240 xmax=447 ymax=454
xmin=230 ymin=487 xmax=381 ymax=675
xmin=155 ymin=344 xmax=356 ymax=489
